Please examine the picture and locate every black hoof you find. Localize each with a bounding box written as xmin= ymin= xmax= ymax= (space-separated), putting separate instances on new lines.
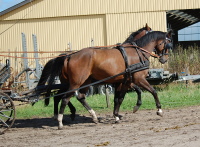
xmin=70 ymin=114 xmax=76 ymax=121
xmin=115 ymin=120 xmax=120 ymax=124
xmin=119 ymin=115 xmax=123 ymax=120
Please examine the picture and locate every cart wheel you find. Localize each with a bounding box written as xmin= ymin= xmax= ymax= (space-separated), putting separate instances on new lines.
xmin=0 ymin=92 xmax=15 ymax=135
xmin=98 ymin=85 xmax=114 ymax=95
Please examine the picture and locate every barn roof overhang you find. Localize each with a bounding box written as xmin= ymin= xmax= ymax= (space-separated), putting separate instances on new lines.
xmin=0 ymin=0 xmax=34 ymax=16
xmin=167 ymin=9 xmax=200 ymax=31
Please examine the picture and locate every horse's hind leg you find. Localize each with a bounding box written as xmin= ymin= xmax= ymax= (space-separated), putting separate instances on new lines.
xmin=53 ymin=95 xmax=60 ymax=120
xmin=55 ymin=90 xmax=76 ymax=121
xmin=54 ymin=97 xmax=76 ymax=121
xmin=68 ymin=101 xmax=76 ymax=121
xmin=75 ymin=90 xmax=98 ymax=123
xmin=58 ymin=94 xmax=73 ymax=130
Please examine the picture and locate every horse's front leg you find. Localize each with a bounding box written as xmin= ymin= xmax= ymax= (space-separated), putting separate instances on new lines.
xmin=136 ymin=78 xmax=162 ymax=116
xmin=131 ymin=84 xmax=142 ymax=113
xmin=75 ymin=90 xmax=98 ymax=123
xmin=113 ymin=83 xmax=127 ymax=122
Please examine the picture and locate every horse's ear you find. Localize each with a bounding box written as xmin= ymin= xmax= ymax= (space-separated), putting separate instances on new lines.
xmin=145 ymin=23 xmax=151 ymax=31
xmin=167 ymin=29 xmax=173 ymax=38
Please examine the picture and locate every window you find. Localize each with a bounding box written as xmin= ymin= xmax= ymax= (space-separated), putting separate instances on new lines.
xmin=178 ymin=22 xmax=200 ymax=41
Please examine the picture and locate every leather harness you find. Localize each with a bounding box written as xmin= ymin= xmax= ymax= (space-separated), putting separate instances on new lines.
xmin=116 ymin=43 xmax=150 ymax=84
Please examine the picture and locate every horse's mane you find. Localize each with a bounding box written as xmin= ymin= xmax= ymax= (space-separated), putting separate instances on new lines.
xmin=123 ymin=27 xmax=146 ymax=44
xmin=135 ymin=31 xmax=166 ymax=47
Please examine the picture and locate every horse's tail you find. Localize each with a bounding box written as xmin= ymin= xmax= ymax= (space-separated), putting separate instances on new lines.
xmin=46 ymin=55 xmax=67 ymax=97
xmin=37 ymin=58 xmax=54 ymax=86
xmin=36 ymin=59 xmax=54 ymax=106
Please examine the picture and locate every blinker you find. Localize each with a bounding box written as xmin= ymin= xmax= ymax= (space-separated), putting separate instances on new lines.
xmin=165 ymin=42 xmax=173 ymax=50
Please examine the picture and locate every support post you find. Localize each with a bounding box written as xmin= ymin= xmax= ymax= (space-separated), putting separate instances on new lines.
xmin=32 ymin=34 xmax=43 ymax=79
xmin=21 ymin=33 xmax=29 ymax=88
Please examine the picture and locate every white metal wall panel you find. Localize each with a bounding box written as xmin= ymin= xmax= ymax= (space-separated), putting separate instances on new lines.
xmin=1 ymin=0 xmax=200 ymax=21
xmin=106 ymin=12 xmax=167 ymax=45
xmin=0 ymin=15 xmax=105 ymax=67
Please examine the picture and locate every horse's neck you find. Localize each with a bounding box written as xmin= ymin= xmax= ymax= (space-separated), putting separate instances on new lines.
xmin=142 ymin=42 xmax=156 ymax=57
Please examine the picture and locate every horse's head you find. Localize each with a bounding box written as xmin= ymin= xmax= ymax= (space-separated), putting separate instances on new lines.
xmin=154 ymin=30 xmax=173 ymax=64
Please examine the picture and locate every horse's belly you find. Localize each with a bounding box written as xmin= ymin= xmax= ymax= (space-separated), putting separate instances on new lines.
xmin=91 ymin=68 xmax=125 ymax=83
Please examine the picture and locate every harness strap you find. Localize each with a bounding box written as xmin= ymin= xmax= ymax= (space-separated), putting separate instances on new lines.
xmin=117 ymin=42 xmax=151 ymax=85
xmin=132 ymin=42 xmax=145 ymax=64
xmin=117 ymin=45 xmax=132 ymax=84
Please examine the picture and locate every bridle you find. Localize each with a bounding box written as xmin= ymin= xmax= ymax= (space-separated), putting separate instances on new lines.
xmin=145 ymin=29 xmax=153 ymax=34
xmin=154 ymin=37 xmax=172 ymax=57
xmin=132 ymin=28 xmax=153 ymax=42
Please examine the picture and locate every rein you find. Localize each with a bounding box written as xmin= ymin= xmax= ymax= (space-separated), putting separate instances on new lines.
xmin=92 ymin=44 xmax=160 ymax=58
xmin=31 ymin=62 xmax=150 ymax=101
xmin=124 ymin=44 xmax=160 ymax=58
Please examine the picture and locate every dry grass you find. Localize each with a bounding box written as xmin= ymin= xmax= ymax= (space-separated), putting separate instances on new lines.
xmin=168 ymin=45 xmax=200 ymax=75
xmin=150 ymin=45 xmax=200 ymax=75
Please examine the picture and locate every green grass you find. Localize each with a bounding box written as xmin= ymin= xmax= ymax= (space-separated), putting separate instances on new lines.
xmin=15 ymin=83 xmax=200 ymax=119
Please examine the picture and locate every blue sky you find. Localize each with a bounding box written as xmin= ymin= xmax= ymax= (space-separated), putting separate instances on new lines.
xmin=0 ymin=0 xmax=23 ymax=12
xmin=1 ymin=0 xmax=199 ymax=41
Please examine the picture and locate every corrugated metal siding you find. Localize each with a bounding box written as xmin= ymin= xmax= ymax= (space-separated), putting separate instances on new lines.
xmin=106 ymin=12 xmax=167 ymax=45
xmin=0 ymin=15 xmax=105 ymax=67
xmin=1 ymin=0 xmax=200 ymax=20
xmin=0 ymin=11 xmax=166 ymax=58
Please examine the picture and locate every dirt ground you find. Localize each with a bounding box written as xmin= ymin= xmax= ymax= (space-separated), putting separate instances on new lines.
xmin=1 ymin=106 xmax=200 ymax=147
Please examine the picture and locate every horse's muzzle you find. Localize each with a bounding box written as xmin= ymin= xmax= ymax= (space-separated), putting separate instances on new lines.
xmin=159 ymin=57 xmax=168 ymax=64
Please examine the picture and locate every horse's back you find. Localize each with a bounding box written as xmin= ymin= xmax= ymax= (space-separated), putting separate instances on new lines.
xmin=66 ymin=48 xmax=125 ymax=82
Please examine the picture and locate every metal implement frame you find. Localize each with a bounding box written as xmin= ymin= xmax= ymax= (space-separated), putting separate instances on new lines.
xmin=14 ymin=33 xmax=43 ymax=90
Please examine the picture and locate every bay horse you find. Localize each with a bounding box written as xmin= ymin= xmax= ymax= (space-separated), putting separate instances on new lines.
xmin=47 ymin=30 xmax=172 ymax=129
xmin=37 ymin=24 xmax=152 ymax=121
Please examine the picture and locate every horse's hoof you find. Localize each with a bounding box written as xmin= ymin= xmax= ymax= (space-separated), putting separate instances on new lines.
xmin=53 ymin=115 xmax=58 ymax=120
xmin=156 ymin=109 xmax=163 ymax=117
xmin=115 ymin=117 xmax=121 ymax=123
xmin=114 ymin=116 xmax=121 ymax=123
xmin=133 ymin=106 xmax=140 ymax=113
xmin=58 ymin=126 xmax=63 ymax=130
xmin=119 ymin=115 xmax=123 ymax=120
xmin=93 ymin=119 xmax=99 ymax=124
xmin=70 ymin=114 xmax=76 ymax=121
xmin=115 ymin=120 xmax=120 ymax=124
xmin=98 ymin=117 xmax=104 ymax=123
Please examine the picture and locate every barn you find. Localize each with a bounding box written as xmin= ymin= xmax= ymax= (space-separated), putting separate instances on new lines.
xmin=0 ymin=0 xmax=200 ymax=67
